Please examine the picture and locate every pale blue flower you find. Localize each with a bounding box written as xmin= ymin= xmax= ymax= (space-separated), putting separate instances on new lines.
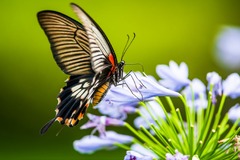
xmin=134 ymin=101 xmax=165 ymax=129
xmin=206 ymin=72 xmax=222 ymax=104
xmin=214 ymin=26 xmax=240 ymax=70
xmin=124 ymin=151 xmax=153 ymax=160
xmin=156 ymin=61 xmax=191 ymax=91
xmin=139 ymin=74 xmax=181 ymax=98
xmin=182 ymin=79 xmax=207 ymax=110
xmin=95 ymin=86 xmax=139 ymax=119
xmin=96 ymin=102 xmax=136 ymax=120
xmin=131 ymin=144 xmax=159 ymax=158
xmin=166 ymin=150 xmax=189 ymax=160
xmin=122 ymin=72 xmax=181 ymax=98
xmin=95 ymin=72 xmax=180 ymax=119
xmin=80 ymin=114 xmax=124 ymax=136
xmin=228 ymin=104 xmax=240 ymax=123
xmin=222 ymin=73 xmax=240 ymax=98
xmin=73 ymin=131 xmax=133 ymax=154
xmin=128 ymin=72 xmax=180 ymax=100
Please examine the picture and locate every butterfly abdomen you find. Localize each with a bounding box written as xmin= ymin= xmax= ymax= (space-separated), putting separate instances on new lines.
xmin=92 ymin=82 xmax=110 ymax=106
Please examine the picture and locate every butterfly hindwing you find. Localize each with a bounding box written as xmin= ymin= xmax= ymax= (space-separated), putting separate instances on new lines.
xmin=40 ymin=75 xmax=98 ymax=134
xmin=37 ymin=11 xmax=94 ymax=75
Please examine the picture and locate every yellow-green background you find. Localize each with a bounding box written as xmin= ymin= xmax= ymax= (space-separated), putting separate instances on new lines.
xmin=1 ymin=0 xmax=240 ymax=159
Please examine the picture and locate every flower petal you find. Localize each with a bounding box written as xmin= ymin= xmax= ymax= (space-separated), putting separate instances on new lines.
xmin=73 ymin=135 xmax=113 ymax=154
xmin=166 ymin=150 xmax=189 ymax=160
xmin=228 ymin=103 xmax=240 ymax=123
xmin=73 ymin=131 xmax=133 ymax=154
xmin=215 ymin=26 xmax=240 ymax=69
xmin=156 ymin=61 xmax=190 ymax=91
xmin=206 ymin=72 xmax=222 ymax=104
xmin=80 ymin=114 xmax=125 ymax=136
xmin=182 ymin=78 xmax=207 ymax=110
xmin=131 ymin=144 xmax=158 ymax=159
xmin=223 ymin=73 xmax=240 ymax=98
xmin=96 ymin=72 xmax=179 ymax=119
xmin=124 ymin=151 xmax=153 ymax=160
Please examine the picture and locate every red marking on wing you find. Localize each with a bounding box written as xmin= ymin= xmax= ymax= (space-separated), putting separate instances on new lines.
xmin=108 ymin=53 xmax=115 ymax=66
xmin=108 ymin=53 xmax=116 ymax=75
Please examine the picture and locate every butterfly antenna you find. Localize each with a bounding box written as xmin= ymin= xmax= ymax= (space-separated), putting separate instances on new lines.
xmin=121 ymin=33 xmax=136 ymax=61
xmin=121 ymin=35 xmax=130 ymax=61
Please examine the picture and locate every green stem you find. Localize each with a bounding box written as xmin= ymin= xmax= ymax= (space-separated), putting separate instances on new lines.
xmin=114 ymin=142 xmax=130 ymax=150
xmin=156 ymin=97 xmax=188 ymax=151
xmin=200 ymin=104 xmax=215 ymax=146
xmin=179 ymin=95 xmax=192 ymax=154
xmin=212 ymin=95 xmax=226 ymax=129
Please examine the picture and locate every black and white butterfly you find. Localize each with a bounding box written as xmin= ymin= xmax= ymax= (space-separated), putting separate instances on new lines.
xmin=38 ymin=3 xmax=125 ymax=134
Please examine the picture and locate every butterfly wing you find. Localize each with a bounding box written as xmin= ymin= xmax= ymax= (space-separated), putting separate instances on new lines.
xmin=71 ymin=3 xmax=118 ymax=73
xmin=38 ymin=4 xmax=119 ymax=134
xmin=40 ymin=75 xmax=100 ymax=134
xmin=38 ymin=11 xmax=94 ymax=75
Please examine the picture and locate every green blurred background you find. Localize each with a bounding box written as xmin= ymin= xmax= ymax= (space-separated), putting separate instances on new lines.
xmin=1 ymin=0 xmax=240 ymax=159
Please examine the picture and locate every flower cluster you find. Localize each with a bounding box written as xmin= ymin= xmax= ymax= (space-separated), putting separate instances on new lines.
xmin=215 ymin=26 xmax=240 ymax=70
xmin=73 ymin=61 xmax=240 ymax=160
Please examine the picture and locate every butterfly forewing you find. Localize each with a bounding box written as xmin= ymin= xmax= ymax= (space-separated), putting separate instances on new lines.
xmin=37 ymin=11 xmax=93 ymax=75
xmin=71 ymin=4 xmax=118 ymax=73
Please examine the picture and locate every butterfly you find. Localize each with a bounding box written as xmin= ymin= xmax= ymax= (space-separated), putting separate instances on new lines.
xmin=37 ymin=3 xmax=125 ymax=134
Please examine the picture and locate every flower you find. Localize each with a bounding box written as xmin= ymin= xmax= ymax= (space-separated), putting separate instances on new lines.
xmin=73 ymin=62 xmax=240 ymax=160
xmin=166 ymin=150 xmax=189 ymax=160
xmin=95 ymin=86 xmax=139 ymax=119
xmin=73 ymin=131 xmax=133 ymax=154
xmin=80 ymin=114 xmax=125 ymax=136
xmin=214 ymin=26 xmax=240 ymax=70
xmin=182 ymin=78 xmax=207 ymax=110
xmin=228 ymin=104 xmax=240 ymax=123
xmin=134 ymin=101 xmax=165 ymax=129
xmin=95 ymin=72 xmax=180 ymax=119
xmin=96 ymin=102 xmax=136 ymax=120
xmin=123 ymin=72 xmax=180 ymax=98
xmin=206 ymin=72 xmax=222 ymax=104
xmin=222 ymin=73 xmax=240 ymax=98
xmin=124 ymin=151 xmax=153 ymax=160
xmin=138 ymin=74 xmax=181 ymax=98
xmin=130 ymin=144 xmax=158 ymax=158
xmin=156 ymin=61 xmax=191 ymax=91
xmin=124 ymin=144 xmax=158 ymax=160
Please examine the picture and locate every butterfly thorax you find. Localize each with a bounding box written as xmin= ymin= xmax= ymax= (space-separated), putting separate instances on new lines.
xmin=114 ymin=60 xmax=125 ymax=85
xmin=91 ymin=60 xmax=124 ymax=107
xmin=106 ymin=59 xmax=124 ymax=85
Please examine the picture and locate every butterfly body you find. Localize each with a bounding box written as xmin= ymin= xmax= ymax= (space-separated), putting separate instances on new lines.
xmin=38 ymin=3 xmax=124 ymax=134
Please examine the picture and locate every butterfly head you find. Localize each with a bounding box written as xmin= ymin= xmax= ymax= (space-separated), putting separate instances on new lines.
xmin=116 ymin=60 xmax=125 ymax=82
xmin=118 ymin=60 xmax=125 ymax=70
